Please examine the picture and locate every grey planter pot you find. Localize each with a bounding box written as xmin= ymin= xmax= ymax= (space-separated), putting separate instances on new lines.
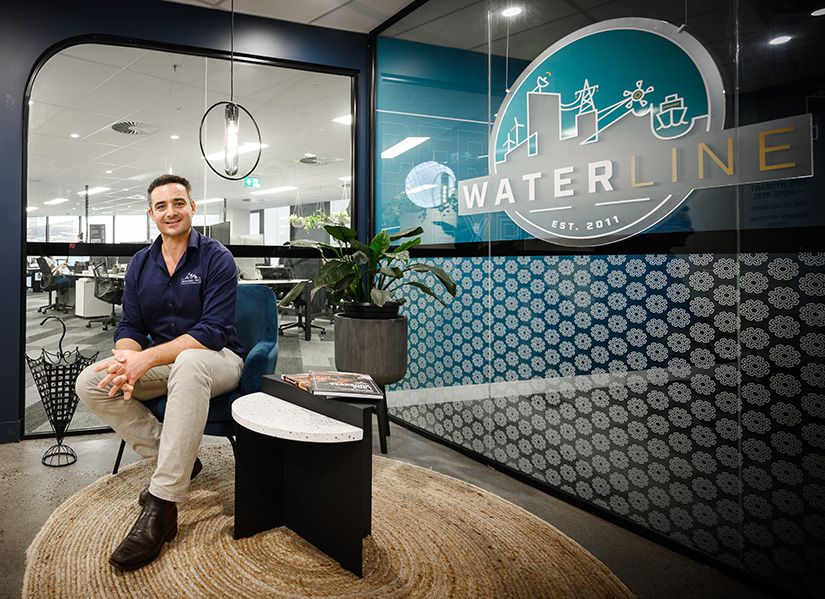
xmin=333 ymin=314 xmax=408 ymax=386
xmin=334 ymin=314 xmax=407 ymax=454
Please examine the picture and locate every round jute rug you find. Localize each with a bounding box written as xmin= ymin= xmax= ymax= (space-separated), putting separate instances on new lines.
xmin=24 ymin=445 xmax=632 ymax=598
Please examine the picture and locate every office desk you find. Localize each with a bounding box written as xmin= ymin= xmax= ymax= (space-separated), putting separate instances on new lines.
xmin=237 ymin=278 xmax=308 ymax=286
xmin=73 ymin=272 xmax=126 ymax=280
xmin=74 ymin=278 xmax=110 ymax=317
xmin=238 ymin=279 xmax=313 ymax=340
xmin=25 ymin=266 xmax=40 ymax=291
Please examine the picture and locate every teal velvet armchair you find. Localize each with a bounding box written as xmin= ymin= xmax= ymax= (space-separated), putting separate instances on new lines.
xmin=112 ymin=285 xmax=279 ymax=473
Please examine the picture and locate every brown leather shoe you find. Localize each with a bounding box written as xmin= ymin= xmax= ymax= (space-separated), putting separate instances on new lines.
xmin=110 ymin=492 xmax=177 ymax=571
xmin=138 ymin=457 xmax=202 ymax=506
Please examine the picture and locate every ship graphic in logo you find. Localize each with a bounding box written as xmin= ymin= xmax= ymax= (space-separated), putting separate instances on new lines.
xmin=458 ymin=18 xmax=813 ymax=247
xmin=655 ymin=94 xmax=690 ymax=132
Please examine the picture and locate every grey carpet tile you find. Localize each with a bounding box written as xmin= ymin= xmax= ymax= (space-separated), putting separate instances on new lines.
xmin=301 ymin=363 xmax=337 ymax=372
xmin=274 ymin=356 xmax=305 ymax=376
xmin=25 ymin=401 xmax=103 ymax=434
xmin=274 ymin=337 xmax=302 ymax=357
xmin=25 ymin=402 xmax=48 ymax=431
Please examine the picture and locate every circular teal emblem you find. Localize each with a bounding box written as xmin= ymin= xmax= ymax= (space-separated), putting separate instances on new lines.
xmin=486 ymin=18 xmax=726 ymax=246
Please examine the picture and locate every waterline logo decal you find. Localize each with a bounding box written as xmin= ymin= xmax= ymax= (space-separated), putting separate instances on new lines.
xmin=458 ymin=18 xmax=813 ymax=247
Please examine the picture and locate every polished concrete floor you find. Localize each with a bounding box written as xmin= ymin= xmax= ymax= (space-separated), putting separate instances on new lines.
xmin=0 ymin=422 xmax=773 ymax=598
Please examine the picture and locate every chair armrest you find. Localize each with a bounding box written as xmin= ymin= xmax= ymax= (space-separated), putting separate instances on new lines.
xmin=237 ymin=340 xmax=278 ymax=394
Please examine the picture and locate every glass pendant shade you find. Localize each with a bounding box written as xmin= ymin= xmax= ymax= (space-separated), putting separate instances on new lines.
xmin=224 ymin=103 xmax=240 ymax=176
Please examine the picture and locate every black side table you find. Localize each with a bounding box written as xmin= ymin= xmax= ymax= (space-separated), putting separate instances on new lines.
xmin=232 ymin=377 xmax=373 ymax=576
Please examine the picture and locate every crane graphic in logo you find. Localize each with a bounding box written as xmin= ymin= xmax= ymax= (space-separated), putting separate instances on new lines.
xmin=458 ymin=18 xmax=813 ymax=247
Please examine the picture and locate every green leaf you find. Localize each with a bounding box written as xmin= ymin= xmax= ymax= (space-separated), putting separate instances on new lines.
xmin=393 ymin=237 xmax=421 ymax=253
xmin=370 ymin=288 xmax=393 ymax=306
xmin=313 ymin=272 xmax=358 ymax=303
xmin=351 ymin=250 xmax=369 ymax=265
xmin=384 ymin=250 xmax=410 ymax=262
xmin=400 ymin=281 xmax=447 ymax=306
xmin=369 ymin=230 xmax=392 ymax=255
xmin=350 ymin=238 xmax=371 ymax=254
xmin=388 ymin=226 xmax=423 ymax=241
xmin=410 ymin=263 xmax=458 ymax=296
xmin=332 ymin=272 xmax=358 ymax=293
xmin=323 ymin=225 xmax=358 ymax=243
xmin=279 ymin=281 xmax=308 ymax=307
xmin=314 ymin=242 xmax=343 ymax=258
xmin=315 ymin=260 xmax=357 ymax=288
xmin=378 ymin=266 xmax=403 ymax=278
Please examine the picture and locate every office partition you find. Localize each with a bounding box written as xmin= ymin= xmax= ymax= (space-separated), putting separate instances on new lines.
xmin=375 ymin=1 xmax=825 ymax=596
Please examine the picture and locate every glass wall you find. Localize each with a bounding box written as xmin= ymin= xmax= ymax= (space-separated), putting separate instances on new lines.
xmin=24 ymin=43 xmax=352 ymax=434
xmin=377 ymin=1 xmax=824 ymax=596
xmin=27 ymin=43 xmax=353 ymax=247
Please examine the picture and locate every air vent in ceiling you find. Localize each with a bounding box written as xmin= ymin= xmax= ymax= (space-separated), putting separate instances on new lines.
xmin=111 ymin=121 xmax=157 ymax=135
xmin=297 ymin=153 xmax=342 ymax=166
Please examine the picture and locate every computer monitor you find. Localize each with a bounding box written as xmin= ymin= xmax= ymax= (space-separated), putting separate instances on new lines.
xmin=65 ymin=255 xmax=90 ymax=267
xmin=238 ymin=233 xmax=264 ymax=245
xmin=234 ymin=257 xmax=261 ymax=280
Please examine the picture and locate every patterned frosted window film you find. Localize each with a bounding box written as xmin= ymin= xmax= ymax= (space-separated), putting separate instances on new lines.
xmin=388 ymin=252 xmax=825 ymax=596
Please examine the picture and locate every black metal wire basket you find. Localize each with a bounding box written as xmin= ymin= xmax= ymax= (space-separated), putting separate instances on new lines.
xmin=25 ymin=316 xmax=99 ymax=466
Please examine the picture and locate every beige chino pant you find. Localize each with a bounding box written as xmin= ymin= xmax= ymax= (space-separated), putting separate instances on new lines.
xmin=76 ymin=347 xmax=243 ymax=502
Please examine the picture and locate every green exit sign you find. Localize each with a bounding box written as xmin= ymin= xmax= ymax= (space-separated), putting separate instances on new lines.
xmin=243 ymin=177 xmax=261 ymax=189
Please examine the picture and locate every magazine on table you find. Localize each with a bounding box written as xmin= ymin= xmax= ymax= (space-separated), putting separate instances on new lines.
xmin=281 ymin=372 xmax=312 ymax=393
xmin=281 ymin=371 xmax=383 ymax=399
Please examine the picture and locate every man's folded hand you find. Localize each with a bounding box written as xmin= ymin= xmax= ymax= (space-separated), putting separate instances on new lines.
xmin=95 ymin=349 xmax=152 ymax=399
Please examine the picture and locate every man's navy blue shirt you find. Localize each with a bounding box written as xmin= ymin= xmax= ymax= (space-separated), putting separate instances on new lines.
xmin=114 ymin=229 xmax=244 ymax=357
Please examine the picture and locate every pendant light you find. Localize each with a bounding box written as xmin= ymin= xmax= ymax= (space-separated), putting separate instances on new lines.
xmin=198 ymin=0 xmax=262 ymax=180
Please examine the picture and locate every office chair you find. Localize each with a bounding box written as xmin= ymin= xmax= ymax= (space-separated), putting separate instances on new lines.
xmin=36 ymin=257 xmax=72 ymax=314
xmin=260 ymin=266 xmax=293 ymax=303
xmin=111 ymin=285 xmax=279 ymax=474
xmin=279 ymin=257 xmax=327 ymax=337
xmin=260 ymin=266 xmax=291 ymax=280
xmin=86 ymin=262 xmax=124 ymax=331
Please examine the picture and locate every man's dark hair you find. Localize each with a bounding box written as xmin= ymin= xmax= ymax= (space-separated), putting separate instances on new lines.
xmin=147 ymin=174 xmax=193 ymax=207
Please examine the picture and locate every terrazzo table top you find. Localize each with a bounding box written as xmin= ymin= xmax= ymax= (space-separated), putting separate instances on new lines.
xmin=232 ymin=392 xmax=363 ymax=443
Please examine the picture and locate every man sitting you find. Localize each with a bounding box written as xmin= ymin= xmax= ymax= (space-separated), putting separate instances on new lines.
xmin=76 ymin=174 xmax=244 ymax=571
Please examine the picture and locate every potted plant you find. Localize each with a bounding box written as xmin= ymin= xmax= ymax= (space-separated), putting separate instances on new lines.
xmin=289 ymin=209 xmax=351 ymax=231
xmin=279 ymin=225 xmax=457 ymax=453
xmin=288 ymin=213 xmax=306 ymax=229
xmin=329 ymin=209 xmax=351 ymax=227
xmin=302 ymin=208 xmax=330 ymax=231
xmin=280 ymin=225 xmax=457 ymax=319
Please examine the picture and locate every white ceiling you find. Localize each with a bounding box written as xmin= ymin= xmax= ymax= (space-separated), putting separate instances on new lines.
xmin=162 ymin=0 xmax=416 ymax=33
xmin=28 ymin=0 xmax=421 ymax=220
xmin=28 ymin=44 xmax=356 ymax=218
xmin=30 ymin=0 xmax=819 ymax=220
xmin=382 ymin=0 xmax=825 ymax=90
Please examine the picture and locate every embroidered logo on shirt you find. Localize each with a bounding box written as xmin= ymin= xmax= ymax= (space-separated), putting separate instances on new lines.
xmin=180 ymin=272 xmax=201 ymax=285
